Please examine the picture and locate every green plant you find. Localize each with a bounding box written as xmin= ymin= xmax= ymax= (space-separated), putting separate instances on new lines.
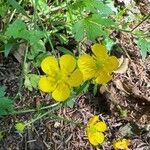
xmin=0 ymin=86 xmax=14 ymax=116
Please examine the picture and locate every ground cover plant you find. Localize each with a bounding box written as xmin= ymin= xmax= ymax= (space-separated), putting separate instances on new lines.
xmin=0 ymin=0 xmax=150 ymax=149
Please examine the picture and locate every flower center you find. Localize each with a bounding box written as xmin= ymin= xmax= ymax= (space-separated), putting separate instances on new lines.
xmin=56 ymin=71 xmax=69 ymax=83
xmin=95 ymin=60 xmax=104 ymax=70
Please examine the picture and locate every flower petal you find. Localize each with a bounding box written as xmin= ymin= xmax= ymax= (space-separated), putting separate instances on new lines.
xmin=87 ymin=116 xmax=99 ymax=126
xmin=38 ymin=76 xmax=57 ymax=92
xmin=59 ymin=54 xmax=76 ymax=74
xmin=91 ymin=43 xmax=108 ymax=60
xmin=87 ymin=132 xmax=99 ymax=146
xmin=104 ymin=56 xmax=119 ymax=72
xmin=52 ymin=82 xmax=70 ymax=101
xmin=87 ymin=132 xmax=105 ymax=146
xmin=94 ymin=132 xmax=105 ymax=145
xmin=95 ymin=122 xmax=107 ymax=132
xmin=113 ymin=139 xmax=130 ymax=150
xmin=41 ymin=56 xmax=59 ymax=75
xmin=95 ymin=71 xmax=112 ymax=84
xmin=78 ymin=54 xmax=97 ymax=80
xmin=68 ymin=69 xmax=83 ymax=87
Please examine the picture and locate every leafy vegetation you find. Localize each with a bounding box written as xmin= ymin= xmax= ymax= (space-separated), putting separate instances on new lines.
xmin=0 ymin=0 xmax=149 ymax=148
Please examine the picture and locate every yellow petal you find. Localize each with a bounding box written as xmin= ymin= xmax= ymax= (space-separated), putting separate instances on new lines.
xmin=87 ymin=132 xmax=99 ymax=146
xmin=95 ymin=71 xmax=112 ymax=84
xmin=104 ymin=56 xmax=119 ymax=72
xmin=59 ymin=54 xmax=76 ymax=74
xmin=52 ymin=82 xmax=70 ymax=102
xmin=87 ymin=132 xmax=105 ymax=146
xmin=95 ymin=122 xmax=107 ymax=132
xmin=113 ymin=139 xmax=130 ymax=150
xmin=41 ymin=56 xmax=59 ymax=75
xmin=68 ymin=69 xmax=83 ymax=87
xmin=87 ymin=116 xmax=99 ymax=126
xmin=94 ymin=132 xmax=105 ymax=145
xmin=91 ymin=43 xmax=108 ymax=60
xmin=78 ymin=54 xmax=97 ymax=80
xmin=38 ymin=76 xmax=57 ymax=92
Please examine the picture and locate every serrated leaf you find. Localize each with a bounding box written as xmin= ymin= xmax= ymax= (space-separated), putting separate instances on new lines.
xmin=72 ymin=19 xmax=85 ymax=41
xmin=28 ymin=30 xmax=44 ymax=43
xmin=84 ymin=0 xmax=113 ymax=16
xmin=137 ymin=38 xmax=150 ymax=60
xmin=27 ymin=40 xmax=46 ymax=60
xmin=6 ymin=19 xmax=28 ymax=39
xmin=24 ymin=74 xmax=40 ymax=91
xmin=28 ymin=74 xmax=40 ymax=89
xmin=72 ymin=14 xmax=113 ymax=41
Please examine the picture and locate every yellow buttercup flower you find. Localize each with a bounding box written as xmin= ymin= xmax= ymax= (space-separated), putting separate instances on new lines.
xmin=78 ymin=43 xmax=119 ymax=84
xmin=86 ymin=115 xmax=107 ymax=146
xmin=113 ymin=139 xmax=130 ymax=150
xmin=38 ymin=54 xmax=83 ymax=102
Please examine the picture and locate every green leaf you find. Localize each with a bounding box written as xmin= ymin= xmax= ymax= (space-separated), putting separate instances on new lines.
xmin=72 ymin=14 xmax=114 ymax=41
xmin=28 ymin=30 xmax=44 ymax=44
xmin=0 ymin=2 xmax=9 ymax=17
xmin=66 ymin=98 xmax=75 ymax=108
xmin=137 ymin=38 xmax=150 ymax=60
xmin=76 ymin=81 xmax=90 ymax=95
xmin=93 ymin=84 xmax=98 ymax=96
xmin=27 ymin=40 xmax=46 ymax=60
xmin=6 ymin=19 xmax=28 ymax=39
xmin=0 ymin=86 xmax=14 ymax=116
xmin=0 ymin=86 xmax=6 ymax=98
xmin=84 ymin=0 xmax=113 ymax=16
xmin=4 ymin=38 xmax=15 ymax=57
xmin=24 ymin=74 xmax=40 ymax=91
xmin=72 ymin=19 xmax=85 ymax=41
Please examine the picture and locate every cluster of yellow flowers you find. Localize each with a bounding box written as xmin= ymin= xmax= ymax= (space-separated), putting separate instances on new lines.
xmin=37 ymin=44 xmax=129 ymax=148
xmin=38 ymin=43 xmax=119 ymax=102
xmin=86 ymin=116 xmax=130 ymax=149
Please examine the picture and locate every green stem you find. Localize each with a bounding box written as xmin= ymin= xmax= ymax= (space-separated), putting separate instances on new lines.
xmin=13 ymin=44 xmax=28 ymax=100
xmin=32 ymin=1 xmax=56 ymax=56
xmin=12 ymin=102 xmax=60 ymax=115
xmin=25 ymin=104 xmax=62 ymax=126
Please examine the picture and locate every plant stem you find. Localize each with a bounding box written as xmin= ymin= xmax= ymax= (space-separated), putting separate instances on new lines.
xmin=131 ymin=14 xmax=150 ymax=32
xmin=13 ymin=44 xmax=28 ymax=100
xmin=12 ymin=103 xmax=60 ymax=115
xmin=25 ymin=104 xmax=62 ymax=126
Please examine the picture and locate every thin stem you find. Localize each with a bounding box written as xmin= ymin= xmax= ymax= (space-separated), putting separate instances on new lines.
xmin=12 ymin=103 xmax=60 ymax=115
xmin=13 ymin=44 xmax=28 ymax=100
xmin=131 ymin=14 xmax=150 ymax=32
xmin=25 ymin=104 xmax=62 ymax=126
xmin=32 ymin=1 xmax=56 ymax=56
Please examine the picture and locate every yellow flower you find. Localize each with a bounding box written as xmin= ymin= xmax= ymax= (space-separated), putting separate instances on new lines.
xmin=86 ymin=115 xmax=107 ymax=146
xmin=78 ymin=43 xmax=119 ymax=84
xmin=38 ymin=54 xmax=83 ymax=102
xmin=113 ymin=139 xmax=130 ymax=150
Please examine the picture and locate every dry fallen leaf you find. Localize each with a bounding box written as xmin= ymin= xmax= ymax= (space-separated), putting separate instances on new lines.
xmin=114 ymin=80 xmax=130 ymax=94
xmin=114 ymin=57 xmax=129 ymax=74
